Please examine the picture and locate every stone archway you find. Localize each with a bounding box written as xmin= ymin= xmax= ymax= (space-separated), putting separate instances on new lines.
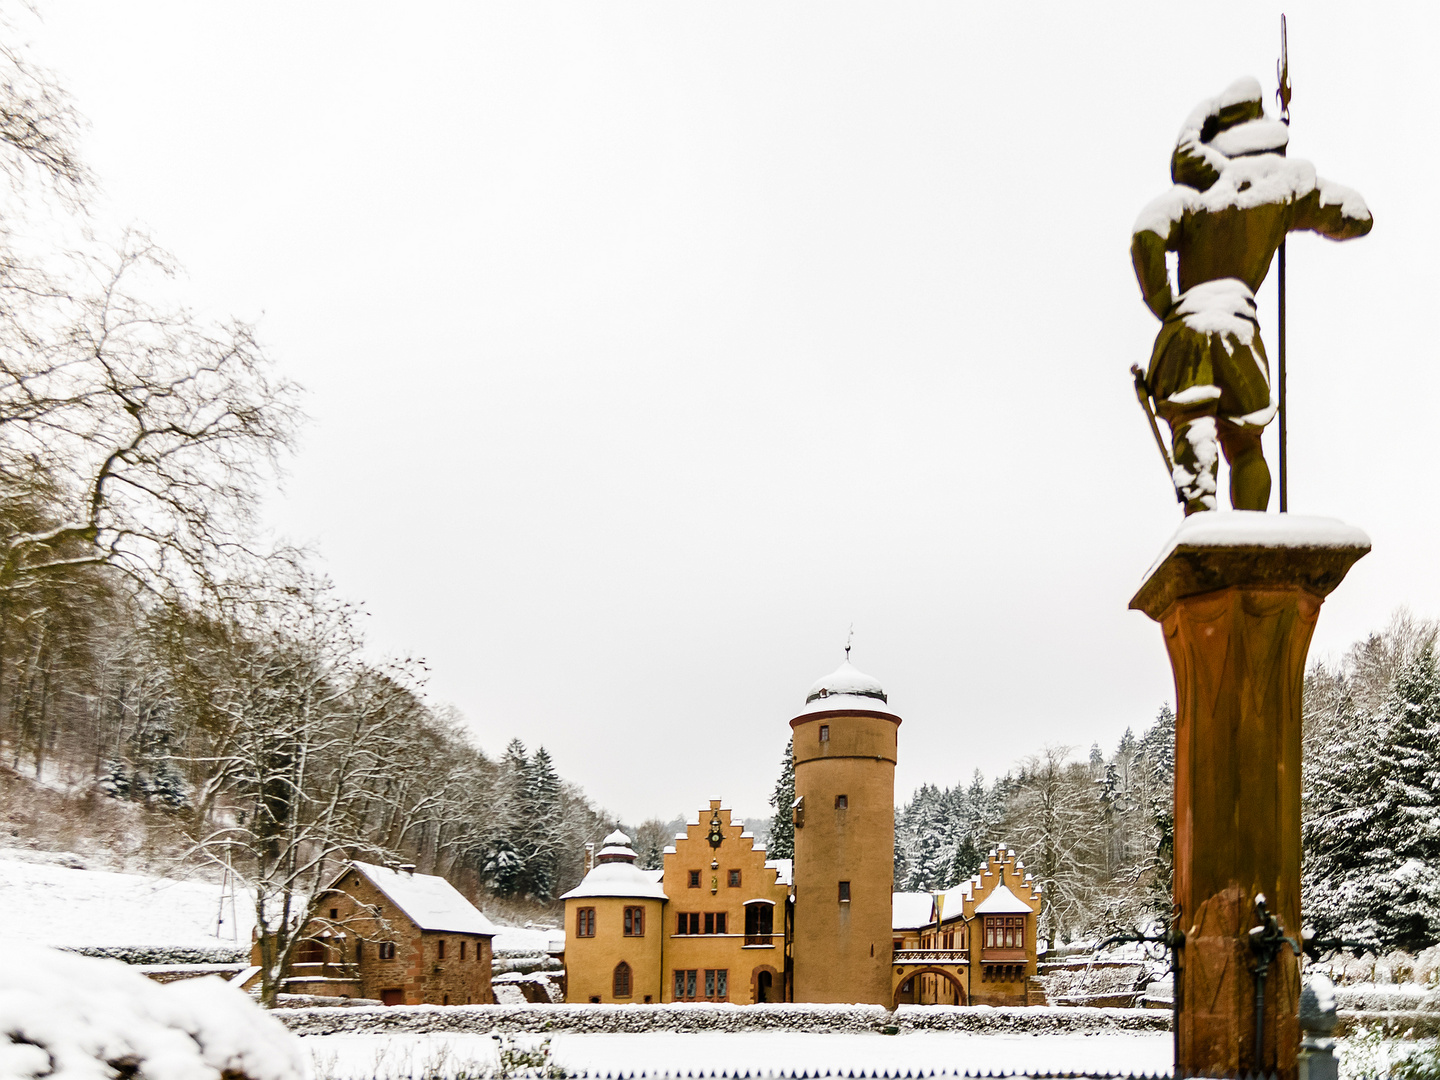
xmin=893 ymin=966 xmax=967 ymax=1008
xmin=751 ymin=964 xmax=780 ymax=1004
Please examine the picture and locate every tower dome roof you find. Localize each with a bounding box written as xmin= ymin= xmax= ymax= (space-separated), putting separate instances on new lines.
xmin=806 ymin=659 xmax=887 ymax=704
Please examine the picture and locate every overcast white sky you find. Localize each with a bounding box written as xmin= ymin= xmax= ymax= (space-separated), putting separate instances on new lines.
xmin=28 ymin=2 xmax=1440 ymax=824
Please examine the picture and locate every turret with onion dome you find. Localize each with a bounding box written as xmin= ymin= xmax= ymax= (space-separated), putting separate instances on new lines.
xmin=560 ymin=830 xmax=667 ymax=900
xmin=789 ymin=641 xmax=901 ymax=1007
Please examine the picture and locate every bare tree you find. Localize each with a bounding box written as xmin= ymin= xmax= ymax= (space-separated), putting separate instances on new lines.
xmin=1002 ymin=744 xmax=1105 ymax=945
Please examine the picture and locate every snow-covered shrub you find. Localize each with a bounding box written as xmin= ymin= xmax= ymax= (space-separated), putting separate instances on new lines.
xmin=274 ymin=1001 xmax=898 ymax=1037
xmin=1416 ymin=946 xmax=1440 ymax=987
xmin=273 ymin=1001 xmax=1167 ymax=1038
xmin=58 ymin=944 xmax=251 ymax=965
xmin=895 ymin=1004 xmax=1168 ymax=1034
xmin=3 ymin=944 xmax=305 ymax=1080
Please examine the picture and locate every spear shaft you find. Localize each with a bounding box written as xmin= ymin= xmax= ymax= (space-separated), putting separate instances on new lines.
xmin=1277 ymin=14 xmax=1291 ymax=512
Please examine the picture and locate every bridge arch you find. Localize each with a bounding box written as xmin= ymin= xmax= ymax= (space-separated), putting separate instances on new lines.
xmin=893 ymin=965 xmax=967 ymax=1008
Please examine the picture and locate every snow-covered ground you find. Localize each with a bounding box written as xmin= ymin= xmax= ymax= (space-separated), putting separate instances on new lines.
xmin=304 ymin=1031 xmax=1173 ymax=1078
xmin=491 ymin=924 xmax=565 ymax=954
xmin=1 ymin=851 xmax=255 ymax=947
xmin=2 ymin=850 xmax=549 ymax=953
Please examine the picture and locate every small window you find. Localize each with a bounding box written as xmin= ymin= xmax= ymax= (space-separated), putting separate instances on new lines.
xmin=576 ymin=907 xmax=596 ymax=937
xmin=589 ymin=995 xmax=600 ymax=1003
xmin=614 ymin=961 xmax=632 ymax=998
xmin=688 ymin=870 xmax=701 ymax=888
xmin=838 ymin=881 xmax=851 ymax=902
xmin=460 ymin=941 xmax=467 ymax=961
xmin=678 ymin=912 xmax=699 ymax=934
xmin=835 ymin=794 xmax=848 ymax=810
xmin=356 ymin=941 xmax=363 ymax=962
xmin=437 ymin=939 xmax=446 ymax=959
xmin=378 ymin=941 xmax=396 ymax=960
xmin=623 ymin=906 xmax=645 ymax=937
xmin=819 ymin=724 xmax=829 ymax=743
xmin=329 ymin=908 xmax=339 ymax=920
xmin=728 ymin=869 xmax=741 ymax=888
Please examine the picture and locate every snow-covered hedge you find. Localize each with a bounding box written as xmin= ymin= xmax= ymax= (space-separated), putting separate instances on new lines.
xmin=275 ymin=1002 xmax=896 ymax=1036
xmin=274 ymin=1001 xmax=1170 ymax=1037
xmin=895 ymin=1004 xmax=1169 ymax=1033
xmin=3 ymin=945 xmax=305 ymax=1080
xmin=492 ymin=953 xmax=564 ymax=974
xmin=59 ymin=944 xmax=251 ymax=966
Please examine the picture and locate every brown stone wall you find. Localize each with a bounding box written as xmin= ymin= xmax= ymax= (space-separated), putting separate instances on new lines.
xmin=282 ymin=867 xmax=494 ymax=1005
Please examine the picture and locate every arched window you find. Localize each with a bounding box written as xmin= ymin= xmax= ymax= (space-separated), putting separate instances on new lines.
xmin=613 ymin=961 xmax=632 ymax=999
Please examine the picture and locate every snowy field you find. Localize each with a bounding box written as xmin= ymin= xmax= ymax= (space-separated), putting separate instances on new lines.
xmin=1 ymin=851 xmax=550 ymax=952
xmin=304 ymin=1031 xmax=1174 ymax=1078
xmin=0 ymin=851 xmax=255 ymax=947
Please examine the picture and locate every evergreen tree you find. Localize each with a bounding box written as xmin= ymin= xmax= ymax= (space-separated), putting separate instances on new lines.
xmin=519 ymin=745 xmax=563 ymax=899
xmin=766 ymin=737 xmax=795 ymax=860
xmin=949 ymin=832 xmax=982 ymax=884
xmin=1307 ymin=646 xmax=1440 ymax=950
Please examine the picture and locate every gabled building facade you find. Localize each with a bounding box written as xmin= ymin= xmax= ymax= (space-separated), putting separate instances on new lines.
xmin=560 ymin=809 xmax=791 ymax=1005
xmin=891 ymin=843 xmax=1043 ymax=1007
xmin=259 ymin=860 xmax=497 ymax=1006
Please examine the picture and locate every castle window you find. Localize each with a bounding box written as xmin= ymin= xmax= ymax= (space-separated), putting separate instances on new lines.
xmin=378 ymin=941 xmax=396 ymax=960
xmin=728 ymin=869 xmax=741 ymax=887
xmin=688 ymin=870 xmax=701 ymax=888
xmin=675 ymin=968 xmax=697 ymax=1000
xmin=744 ymin=901 xmax=774 ymax=945
xmin=838 ymin=881 xmax=851 ymax=902
xmin=356 ymin=941 xmax=363 ymax=961
xmin=705 ymin=968 xmax=728 ymax=1001
xmin=819 ymin=725 xmax=830 ymax=743
xmin=460 ymin=941 xmax=467 ymax=960
xmin=678 ymin=912 xmax=700 ymax=934
xmin=576 ymin=907 xmax=596 ymax=937
xmin=613 ymin=961 xmax=632 ymax=998
xmin=702 ymin=912 xmax=727 ymax=935
xmin=329 ymin=908 xmax=339 ymax=920
xmin=835 ymin=794 xmax=848 ymax=809
xmin=437 ymin=940 xmax=446 ymax=960
xmin=623 ymin=906 xmax=645 ymax=937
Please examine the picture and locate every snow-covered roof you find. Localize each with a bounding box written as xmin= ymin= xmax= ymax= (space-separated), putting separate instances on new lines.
xmin=602 ymin=829 xmax=630 ymax=847
xmin=348 ymin=862 xmax=498 ymax=936
xmin=806 ymin=659 xmax=887 ymax=704
xmin=935 ymin=879 xmax=975 ymax=919
xmin=765 ymin=858 xmax=793 ymax=886
xmin=892 ymin=892 xmax=933 ymax=930
xmin=559 ymin=860 xmax=668 ymax=901
xmin=974 ymin=883 xmax=1034 ymax=914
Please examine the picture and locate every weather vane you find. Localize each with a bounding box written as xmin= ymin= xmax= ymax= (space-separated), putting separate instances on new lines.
xmin=844 ymin=624 xmax=853 ymax=661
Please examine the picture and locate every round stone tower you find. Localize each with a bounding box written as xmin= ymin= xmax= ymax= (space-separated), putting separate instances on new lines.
xmin=790 ymin=657 xmax=900 ymax=1005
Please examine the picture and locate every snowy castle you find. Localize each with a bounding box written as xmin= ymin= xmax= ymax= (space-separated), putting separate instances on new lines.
xmin=561 ymin=658 xmax=1043 ymax=1006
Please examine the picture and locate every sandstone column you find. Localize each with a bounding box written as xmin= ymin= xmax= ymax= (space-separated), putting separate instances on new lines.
xmin=1131 ymin=513 xmax=1369 ymax=1079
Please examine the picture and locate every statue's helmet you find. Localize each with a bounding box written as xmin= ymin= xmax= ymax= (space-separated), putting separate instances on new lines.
xmin=1171 ymin=77 xmax=1290 ymax=190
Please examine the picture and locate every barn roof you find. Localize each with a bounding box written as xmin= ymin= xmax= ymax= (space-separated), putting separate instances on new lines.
xmin=347 ymin=861 xmax=498 ymax=936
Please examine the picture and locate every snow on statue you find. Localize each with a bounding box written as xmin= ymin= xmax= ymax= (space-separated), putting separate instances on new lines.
xmin=1131 ymin=77 xmax=1371 ymax=515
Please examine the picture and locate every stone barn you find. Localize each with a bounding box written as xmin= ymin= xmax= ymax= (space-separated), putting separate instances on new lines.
xmin=265 ymin=860 xmax=497 ymax=1006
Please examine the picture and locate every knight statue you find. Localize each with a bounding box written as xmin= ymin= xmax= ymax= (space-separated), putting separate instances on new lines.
xmin=1131 ymin=77 xmax=1371 ymax=515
